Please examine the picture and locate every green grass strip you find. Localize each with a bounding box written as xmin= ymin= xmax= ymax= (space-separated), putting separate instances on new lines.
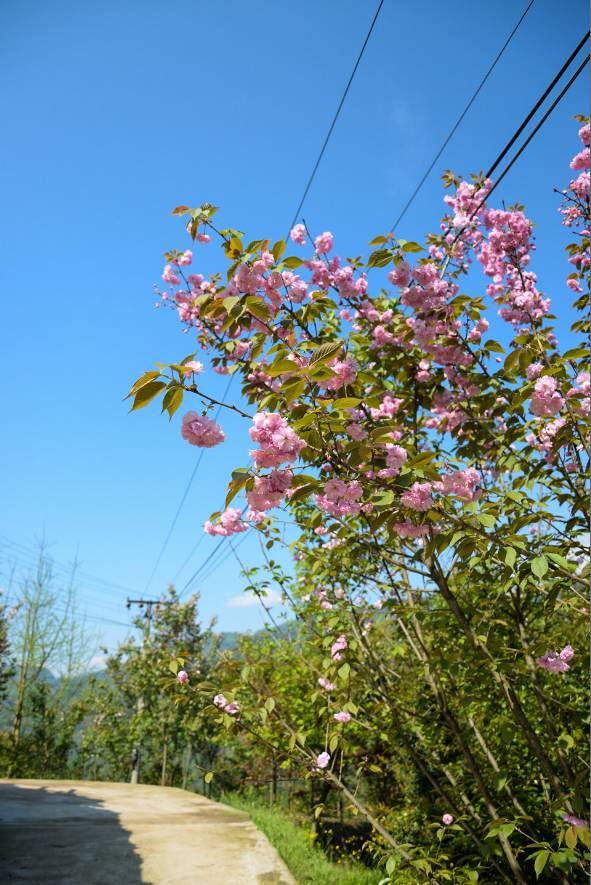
xmin=223 ymin=795 xmax=383 ymax=885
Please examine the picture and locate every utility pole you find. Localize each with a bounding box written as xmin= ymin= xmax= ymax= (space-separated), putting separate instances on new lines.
xmin=126 ymin=597 xmax=174 ymax=785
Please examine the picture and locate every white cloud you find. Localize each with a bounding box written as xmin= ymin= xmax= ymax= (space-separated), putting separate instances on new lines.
xmin=88 ymin=654 xmax=108 ymax=671
xmin=226 ymin=588 xmax=282 ymax=609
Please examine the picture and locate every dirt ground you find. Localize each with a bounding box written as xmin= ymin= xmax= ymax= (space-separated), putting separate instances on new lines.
xmin=0 ymin=779 xmax=295 ymax=885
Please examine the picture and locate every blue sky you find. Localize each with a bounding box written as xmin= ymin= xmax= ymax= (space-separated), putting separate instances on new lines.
xmin=0 ymin=0 xmax=586 ymax=651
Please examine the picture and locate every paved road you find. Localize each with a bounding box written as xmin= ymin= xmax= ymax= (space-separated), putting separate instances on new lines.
xmin=0 ymin=780 xmax=295 ymax=885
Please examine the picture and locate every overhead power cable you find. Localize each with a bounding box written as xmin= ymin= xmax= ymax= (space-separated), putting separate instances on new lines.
xmin=188 ymin=531 xmax=250 ymax=594
xmin=144 ymin=373 xmax=234 ymax=593
xmin=288 ymin=0 xmax=385 ymax=233
xmin=448 ymin=50 xmax=589 ymax=248
xmin=390 ymin=0 xmax=536 ymax=232
xmin=485 ymin=32 xmax=589 ymax=179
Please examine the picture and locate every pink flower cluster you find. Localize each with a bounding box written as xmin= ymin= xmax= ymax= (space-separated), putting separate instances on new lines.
xmin=213 ymin=693 xmax=240 ymax=715
xmin=319 ymin=356 xmax=358 ymax=391
xmin=370 ymin=393 xmax=402 ymax=420
xmin=318 ymin=677 xmax=336 ymax=691
xmin=247 ymin=470 xmax=292 ymax=512
xmin=401 ymin=482 xmax=433 ymax=512
xmin=331 ymin=634 xmax=348 ymax=661
xmin=530 ymin=376 xmax=564 ymax=418
xmin=290 ymin=224 xmax=307 ymax=245
xmin=334 ymin=711 xmax=352 ymax=723
xmin=315 ymin=751 xmax=330 ymax=770
xmin=378 ymin=444 xmax=407 ymax=479
xmin=567 ymin=370 xmax=590 ymax=416
xmin=181 ymin=411 xmax=225 ymax=448
xmin=204 ymin=507 xmax=248 ymax=536
xmin=314 ymin=231 xmax=333 ymax=255
xmin=316 ymin=479 xmax=362 ymax=517
xmin=394 ymin=521 xmax=430 ymax=539
xmin=536 ymin=645 xmax=574 ymax=673
xmin=249 ymin=413 xmax=306 ymax=468
xmin=435 ymin=467 xmax=480 ymax=501
xmin=177 ymin=670 xmax=189 ymax=685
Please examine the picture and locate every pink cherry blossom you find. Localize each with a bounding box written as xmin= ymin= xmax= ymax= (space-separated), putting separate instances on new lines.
xmin=388 ymin=261 xmax=411 ymax=287
xmin=331 ymin=634 xmax=348 ymax=659
xmin=378 ymin=445 xmax=407 ymax=479
xmin=184 ymin=360 xmax=204 ymax=374
xmin=334 ymin=711 xmax=352 ymax=723
xmin=204 ymin=507 xmax=248 ymax=536
xmin=526 ymin=362 xmax=544 ymax=380
xmin=442 ymin=814 xmax=454 ymax=826
xmin=319 ymin=356 xmax=358 ymax=391
xmin=177 ymin=670 xmax=189 ymax=685
xmin=314 ymin=231 xmax=333 ymax=255
xmin=181 ymin=412 xmax=225 ymax=447
xmin=162 ymin=264 xmax=181 ymax=285
xmin=436 ymin=467 xmax=480 ymax=501
xmin=247 ymin=470 xmax=292 ymax=512
xmin=536 ymin=645 xmax=574 ymax=673
xmin=213 ymin=693 xmax=240 ymax=715
xmin=315 ymin=751 xmax=330 ymax=769
xmin=563 ymin=813 xmax=588 ymax=827
xmin=401 ymin=482 xmax=433 ymax=512
xmin=249 ymin=412 xmax=306 ymax=468
xmin=316 ymin=479 xmax=362 ymax=517
xmin=530 ymin=376 xmax=564 ymax=418
xmin=318 ymin=677 xmax=336 ymax=691
xmin=290 ymin=224 xmax=307 ymax=245
xmin=178 ymin=250 xmax=193 ymax=266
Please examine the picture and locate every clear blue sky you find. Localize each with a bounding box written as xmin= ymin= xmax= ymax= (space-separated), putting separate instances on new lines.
xmin=0 ymin=0 xmax=586 ymax=651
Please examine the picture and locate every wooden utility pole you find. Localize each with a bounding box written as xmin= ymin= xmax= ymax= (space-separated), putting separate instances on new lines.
xmin=126 ymin=597 xmax=174 ymax=785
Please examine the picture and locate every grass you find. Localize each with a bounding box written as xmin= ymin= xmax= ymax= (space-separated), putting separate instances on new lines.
xmin=223 ymin=794 xmax=384 ymax=885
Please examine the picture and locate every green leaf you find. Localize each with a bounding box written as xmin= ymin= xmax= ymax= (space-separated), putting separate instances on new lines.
xmin=282 ymin=256 xmax=303 ymax=269
xmin=204 ymin=771 xmax=214 ymax=784
xmin=369 ymin=235 xmax=388 ymax=245
xmin=127 ymin=370 xmax=161 ymax=398
xmin=130 ymin=380 xmax=167 ymax=411
xmin=534 ymin=849 xmax=550 ymax=877
xmin=531 ymin=556 xmax=548 ymax=578
xmin=400 ymin=241 xmax=423 ymax=253
xmin=338 ymin=662 xmax=351 ymax=681
xmin=223 ymin=295 xmax=240 ymax=313
xmin=272 ymin=240 xmax=286 ymax=261
xmin=477 ymin=513 xmax=496 ymax=528
xmin=161 ymin=387 xmax=183 ymax=420
xmin=564 ymin=826 xmax=577 ymax=849
xmin=309 ymin=340 xmax=343 ymax=366
xmin=331 ymin=397 xmax=362 ymax=410
xmin=266 ymin=359 xmax=298 ymax=377
xmin=504 ymin=547 xmax=517 ymax=568
xmin=245 ymin=297 xmax=272 ymax=323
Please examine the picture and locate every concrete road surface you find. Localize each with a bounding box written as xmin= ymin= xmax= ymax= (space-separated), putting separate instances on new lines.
xmin=0 ymin=780 xmax=295 ymax=885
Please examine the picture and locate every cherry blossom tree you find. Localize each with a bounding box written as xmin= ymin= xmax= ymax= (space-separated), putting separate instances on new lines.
xmin=129 ymin=119 xmax=590 ymax=883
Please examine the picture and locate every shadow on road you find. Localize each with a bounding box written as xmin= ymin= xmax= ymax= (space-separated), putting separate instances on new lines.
xmin=0 ymin=782 xmax=150 ymax=884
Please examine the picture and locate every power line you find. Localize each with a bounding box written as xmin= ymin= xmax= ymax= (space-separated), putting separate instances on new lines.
xmin=448 ymin=50 xmax=589 ymax=249
xmin=143 ymin=373 xmax=234 ymax=593
xmin=390 ymin=0 xmax=536 ymax=232
xmin=188 ymin=531 xmax=250 ymax=594
xmin=288 ymin=0 xmax=385 ymax=234
xmin=485 ymin=33 xmax=589 ymax=179
xmin=0 ymin=535 xmax=137 ymax=598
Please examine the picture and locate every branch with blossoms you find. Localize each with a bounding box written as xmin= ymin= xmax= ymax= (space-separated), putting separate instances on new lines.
xmin=132 ymin=119 xmax=590 ymax=883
